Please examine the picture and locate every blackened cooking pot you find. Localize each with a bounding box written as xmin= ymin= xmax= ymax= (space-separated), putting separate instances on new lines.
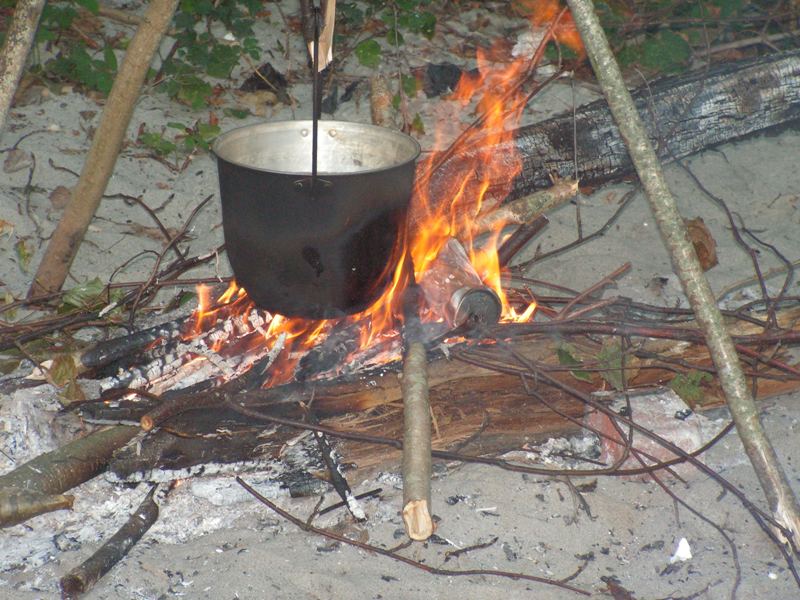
xmin=213 ymin=120 xmax=420 ymax=319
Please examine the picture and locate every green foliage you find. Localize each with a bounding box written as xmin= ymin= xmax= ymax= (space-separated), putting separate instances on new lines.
xmin=401 ymin=73 xmax=419 ymax=97
xmin=618 ymin=30 xmax=691 ymax=74
xmin=46 ymin=45 xmax=118 ymax=94
xmin=138 ymin=121 xmax=221 ymax=159
xmin=163 ymin=0 xmax=261 ymax=106
xmin=341 ymin=0 xmax=438 ymax=67
xmin=670 ymin=370 xmax=713 ymax=406
xmin=355 ymin=39 xmax=382 ymax=68
xmin=596 ymin=338 xmax=632 ymax=391
xmin=32 ymin=0 xmax=261 ymax=106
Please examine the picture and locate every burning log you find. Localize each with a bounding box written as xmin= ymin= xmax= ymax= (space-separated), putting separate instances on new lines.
xmin=418 ymin=238 xmax=501 ymax=329
xmin=417 ymin=49 xmax=800 ymax=221
xmin=91 ymin=303 xmax=800 ymax=482
xmin=79 ymin=319 xmax=185 ymax=370
xmin=98 ymin=300 xmax=800 ymax=484
xmin=0 ymin=426 xmax=138 ymax=527
xmin=59 ymin=486 xmax=160 ymax=598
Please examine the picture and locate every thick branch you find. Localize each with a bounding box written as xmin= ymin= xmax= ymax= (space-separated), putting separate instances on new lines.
xmin=0 ymin=0 xmax=46 ymax=135
xmin=28 ymin=0 xmax=181 ymax=296
xmin=417 ymin=49 xmax=800 ymax=221
xmin=566 ymin=0 xmax=800 ymax=546
xmin=60 ymin=486 xmax=159 ymax=597
xmin=401 ymin=284 xmax=433 ymax=540
xmin=0 ymin=426 xmax=138 ymax=527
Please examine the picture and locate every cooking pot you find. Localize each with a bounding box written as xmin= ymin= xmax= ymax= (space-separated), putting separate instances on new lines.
xmin=213 ymin=120 xmax=420 ymax=319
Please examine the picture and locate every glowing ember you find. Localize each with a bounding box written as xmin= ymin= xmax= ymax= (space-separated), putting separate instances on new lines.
xmin=186 ymin=4 xmax=582 ymax=386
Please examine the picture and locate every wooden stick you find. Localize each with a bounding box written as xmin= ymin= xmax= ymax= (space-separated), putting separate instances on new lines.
xmin=566 ymin=0 xmax=800 ymax=546
xmin=0 ymin=426 xmax=138 ymax=527
xmin=472 ymin=178 xmax=578 ymax=235
xmin=400 ymin=284 xmax=433 ymax=540
xmin=60 ymin=486 xmax=159 ymax=598
xmin=28 ymin=0 xmax=180 ymax=297
xmin=0 ymin=0 xmax=46 ymax=135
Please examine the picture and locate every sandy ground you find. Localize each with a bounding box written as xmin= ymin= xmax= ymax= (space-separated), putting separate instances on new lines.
xmin=2 ymin=2 xmax=800 ymax=599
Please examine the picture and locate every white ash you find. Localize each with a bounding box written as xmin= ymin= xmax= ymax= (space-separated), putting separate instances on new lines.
xmin=506 ymin=434 xmax=601 ymax=469
xmin=0 ymin=384 xmax=81 ymax=472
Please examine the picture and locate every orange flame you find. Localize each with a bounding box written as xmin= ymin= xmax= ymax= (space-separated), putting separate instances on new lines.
xmin=185 ymin=6 xmax=579 ymax=385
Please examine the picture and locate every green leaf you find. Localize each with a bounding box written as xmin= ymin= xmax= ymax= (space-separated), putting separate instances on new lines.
xmin=196 ymin=122 xmax=220 ymax=142
xmin=386 ymin=28 xmax=404 ymax=46
xmin=14 ymin=238 xmax=33 ymax=272
xmin=596 ymin=338 xmax=626 ymax=391
xmin=223 ymin=107 xmax=251 ymax=119
xmin=62 ymin=277 xmax=107 ymax=310
xmin=401 ymin=74 xmax=418 ymax=97
xmin=410 ymin=113 xmax=425 ymax=135
xmin=556 ymin=344 xmax=593 ymax=383
xmin=670 ymin=370 xmax=713 ymax=407
xmin=103 ymin=46 xmax=117 ymax=72
xmin=339 ymin=3 xmax=365 ymax=27
xmin=398 ymin=10 xmax=436 ymax=39
xmin=355 ymin=39 xmax=382 ymax=68
xmin=711 ymin=0 xmax=743 ymax=18
xmin=139 ymin=131 xmax=177 ymax=156
xmin=639 ymin=30 xmax=691 ymax=74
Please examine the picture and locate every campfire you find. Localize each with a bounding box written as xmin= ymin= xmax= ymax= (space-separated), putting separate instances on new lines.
xmin=5 ymin=0 xmax=800 ymax=597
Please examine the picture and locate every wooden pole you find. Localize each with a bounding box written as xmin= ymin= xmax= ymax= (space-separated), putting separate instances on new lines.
xmin=28 ymin=0 xmax=180 ymax=297
xmin=565 ymin=0 xmax=800 ymax=547
xmin=401 ymin=284 xmax=433 ymax=541
xmin=0 ymin=0 xmax=46 ymax=135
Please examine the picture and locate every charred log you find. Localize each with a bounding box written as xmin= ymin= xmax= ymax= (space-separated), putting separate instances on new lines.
xmin=417 ymin=49 xmax=800 ymax=219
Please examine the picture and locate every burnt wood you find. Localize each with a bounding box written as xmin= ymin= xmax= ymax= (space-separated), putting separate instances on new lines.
xmin=104 ymin=308 xmax=800 ymax=482
xmin=418 ymin=49 xmax=800 ymax=216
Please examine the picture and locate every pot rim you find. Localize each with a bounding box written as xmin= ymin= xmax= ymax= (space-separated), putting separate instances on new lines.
xmin=212 ymin=119 xmax=421 ymax=177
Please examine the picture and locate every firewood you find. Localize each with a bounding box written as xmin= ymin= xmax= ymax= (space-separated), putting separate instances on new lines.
xmin=414 ymin=49 xmax=800 ymax=229
xmin=59 ymin=486 xmax=160 ymax=598
xmin=0 ymin=426 xmax=138 ymax=527
xmin=497 ymin=215 xmax=549 ymax=267
xmin=28 ymin=0 xmax=181 ymax=297
xmin=471 ymin=178 xmax=578 ymax=235
xmin=0 ymin=0 xmax=46 ymax=134
xmin=400 ymin=284 xmax=433 ymax=540
xmin=103 ymin=305 xmax=800 ymax=482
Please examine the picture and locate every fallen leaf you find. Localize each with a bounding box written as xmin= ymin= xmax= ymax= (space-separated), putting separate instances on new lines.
xmin=49 ymin=186 xmax=72 ymax=209
xmin=685 ymin=217 xmax=718 ymax=271
xmin=3 ymin=148 xmax=33 ymax=173
xmin=14 ymin=238 xmax=34 ymax=272
xmin=596 ymin=338 xmax=641 ymax=391
xmin=0 ymin=220 xmax=14 ymax=237
xmin=234 ymin=90 xmax=279 ymax=117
